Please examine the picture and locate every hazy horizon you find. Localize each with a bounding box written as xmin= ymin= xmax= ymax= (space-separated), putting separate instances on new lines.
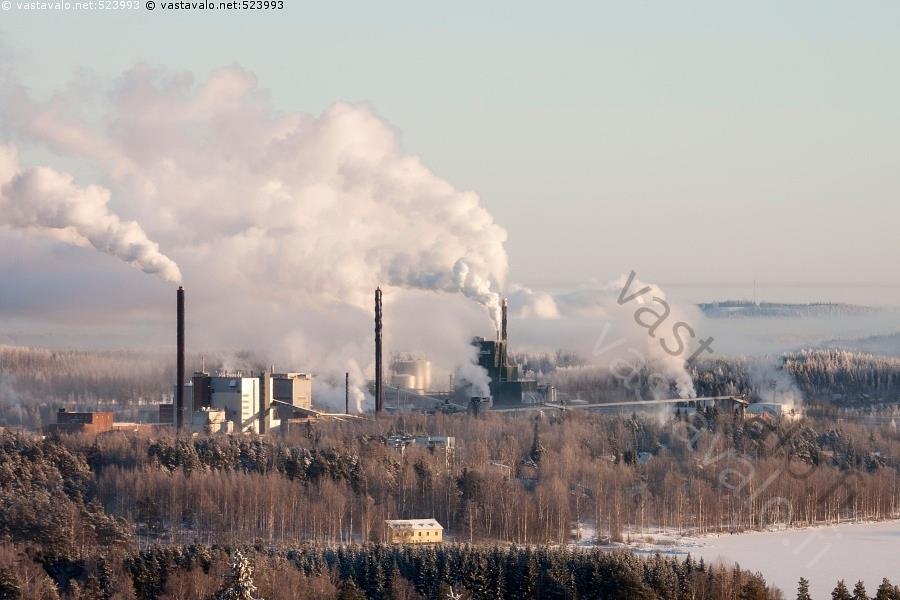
xmin=1 ymin=2 xmax=898 ymax=367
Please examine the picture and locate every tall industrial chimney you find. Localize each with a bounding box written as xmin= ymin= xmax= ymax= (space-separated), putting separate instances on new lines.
xmin=176 ymin=286 xmax=185 ymax=432
xmin=501 ymin=297 xmax=508 ymax=343
xmin=345 ymin=372 xmax=350 ymax=415
xmin=375 ymin=287 xmax=384 ymax=413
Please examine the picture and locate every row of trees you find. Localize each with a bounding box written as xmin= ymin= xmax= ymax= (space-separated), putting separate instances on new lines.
xmin=30 ymin=407 xmax=900 ymax=546
xmin=783 ymin=350 xmax=900 ymax=403
xmin=104 ymin=543 xmax=784 ymax=600
xmin=798 ymin=576 xmax=900 ymax=600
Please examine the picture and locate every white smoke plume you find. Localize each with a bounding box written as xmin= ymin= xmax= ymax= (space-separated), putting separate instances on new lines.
xmin=506 ymin=283 xmax=561 ymax=319
xmin=2 ymin=66 xmax=508 ymax=324
xmin=0 ymin=64 xmax=511 ymax=411
xmin=0 ymin=61 xmax=704 ymax=408
xmin=507 ymin=274 xmax=702 ymax=399
xmin=0 ymin=146 xmax=182 ymax=283
xmin=749 ymin=357 xmax=804 ymax=407
xmin=456 ymin=360 xmax=491 ymax=398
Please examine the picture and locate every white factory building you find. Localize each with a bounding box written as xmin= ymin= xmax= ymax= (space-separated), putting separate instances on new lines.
xmin=170 ymin=371 xmax=312 ymax=434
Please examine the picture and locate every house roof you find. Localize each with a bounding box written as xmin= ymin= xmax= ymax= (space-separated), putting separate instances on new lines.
xmin=384 ymin=519 xmax=443 ymax=530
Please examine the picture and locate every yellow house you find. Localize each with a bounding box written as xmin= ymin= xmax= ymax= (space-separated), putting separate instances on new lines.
xmin=384 ymin=519 xmax=444 ymax=544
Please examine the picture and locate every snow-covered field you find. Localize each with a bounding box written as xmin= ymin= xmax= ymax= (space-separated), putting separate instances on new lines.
xmin=631 ymin=520 xmax=900 ymax=598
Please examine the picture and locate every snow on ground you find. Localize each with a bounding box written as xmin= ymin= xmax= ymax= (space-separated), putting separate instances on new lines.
xmin=630 ymin=520 xmax=900 ymax=598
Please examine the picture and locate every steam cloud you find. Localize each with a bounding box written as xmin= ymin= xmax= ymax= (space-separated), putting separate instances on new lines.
xmin=2 ymin=66 xmax=508 ymax=323
xmin=0 ymin=64 xmax=511 ymax=410
xmin=0 ymin=62 xmax=702 ymax=408
xmin=507 ymin=274 xmax=700 ymax=399
xmin=0 ymin=146 xmax=182 ymax=283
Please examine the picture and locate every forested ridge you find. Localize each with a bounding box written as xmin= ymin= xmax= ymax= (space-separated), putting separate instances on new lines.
xmin=2 ymin=406 xmax=900 ymax=597
xmin=3 ymin=343 xmax=900 ymax=598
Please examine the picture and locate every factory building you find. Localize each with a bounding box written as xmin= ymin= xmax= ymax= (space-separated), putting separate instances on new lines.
xmin=471 ymin=299 xmax=545 ymax=408
xmin=44 ymin=409 xmax=115 ymax=435
xmin=747 ymin=402 xmax=802 ymax=422
xmin=161 ymin=371 xmax=314 ymax=434
xmin=272 ymin=373 xmax=312 ymax=414
xmin=189 ymin=372 xmax=282 ymax=434
xmin=191 ymin=408 xmax=232 ymax=434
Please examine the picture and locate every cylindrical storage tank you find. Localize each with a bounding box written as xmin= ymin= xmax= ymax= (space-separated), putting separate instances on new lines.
xmin=420 ymin=360 xmax=432 ymax=393
xmin=394 ymin=359 xmax=431 ymax=394
xmin=391 ymin=374 xmax=416 ymax=390
xmin=394 ymin=361 xmax=418 ymax=389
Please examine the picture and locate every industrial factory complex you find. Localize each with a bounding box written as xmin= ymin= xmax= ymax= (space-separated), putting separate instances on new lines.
xmin=163 ymin=370 xmax=313 ymax=434
xmin=45 ymin=285 xmax=769 ymax=437
xmin=158 ymin=286 xmax=558 ymax=435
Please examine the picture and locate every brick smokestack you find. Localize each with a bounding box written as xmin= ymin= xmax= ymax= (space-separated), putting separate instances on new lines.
xmin=375 ymin=287 xmax=383 ymax=413
xmin=176 ymin=286 xmax=185 ymax=432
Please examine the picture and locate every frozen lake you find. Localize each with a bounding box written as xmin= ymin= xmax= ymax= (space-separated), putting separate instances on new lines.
xmin=635 ymin=520 xmax=900 ymax=598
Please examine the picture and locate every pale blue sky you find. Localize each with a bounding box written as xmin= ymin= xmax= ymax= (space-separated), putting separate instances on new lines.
xmin=2 ymin=1 xmax=898 ymax=294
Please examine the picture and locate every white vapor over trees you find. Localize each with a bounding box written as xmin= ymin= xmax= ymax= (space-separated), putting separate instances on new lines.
xmin=507 ymin=273 xmax=702 ymax=399
xmin=0 ymin=146 xmax=182 ymax=283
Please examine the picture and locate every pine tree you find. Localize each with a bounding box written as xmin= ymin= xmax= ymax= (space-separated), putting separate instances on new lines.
xmin=216 ymin=551 xmax=261 ymax=600
xmin=796 ymin=577 xmax=812 ymax=600
xmin=833 ymin=580 xmax=852 ymax=600
xmin=875 ymin=578 xmax=896 ymax=600
xmin=337 ymin=580 xmax=367 ymax=600
xmin=740 ymin=577 xmax=768 ymax=600
xmin=96 ymin=555 xmax=114 ymax=600
xmin=389 ymin=560 xmax=415 ymax=600
xmin=79 ymin=575 xmax=104 ymax=600
xmin=461 ymin=550 xmax=488 ymax=599
xmin=853 ymin=580 xmax=870 ymax=600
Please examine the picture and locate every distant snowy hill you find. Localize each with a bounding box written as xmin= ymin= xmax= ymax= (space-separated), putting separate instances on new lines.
xmin=818 ymin=331 xmax=900 ymax=357
xmin=698 ymin=300 xmax=880 ymax=318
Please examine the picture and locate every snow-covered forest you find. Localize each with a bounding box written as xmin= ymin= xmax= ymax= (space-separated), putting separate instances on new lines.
xmin=4 ymin=403 xmax=900 ymax=597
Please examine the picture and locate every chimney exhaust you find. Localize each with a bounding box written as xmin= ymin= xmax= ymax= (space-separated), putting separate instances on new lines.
xmin=375 ymin=287 xmax=383 ymax=413
xmin=176 ymin=286 xmax=185 ymax=432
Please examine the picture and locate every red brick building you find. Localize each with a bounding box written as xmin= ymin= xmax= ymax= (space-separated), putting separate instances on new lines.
xmin=44 ymin=409 xmax=115 ymax=435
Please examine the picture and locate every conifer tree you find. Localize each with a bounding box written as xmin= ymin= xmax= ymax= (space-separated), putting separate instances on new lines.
xmin=796 ymin=577 xmax=812 ymax=600
xmin=337 ymin=580 xmax=366 ymax=600
xmin=740 ymin=577 xmax=768 ymax=600
xmin=216 ymin=551 xmax=261 ymax=600
xmin=875 ymin=578 xmax=897 ymax=600
xmin=833 ymin=580 xmax=852 ymax=600
xmin=854 ymin=580 xmax=871 ymax=600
